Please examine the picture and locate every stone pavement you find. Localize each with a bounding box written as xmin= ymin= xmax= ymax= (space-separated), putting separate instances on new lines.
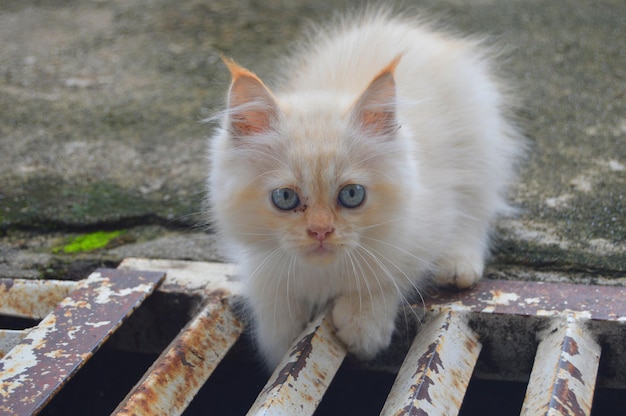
xmin=1 ymin=0 xmax=624 ymax=283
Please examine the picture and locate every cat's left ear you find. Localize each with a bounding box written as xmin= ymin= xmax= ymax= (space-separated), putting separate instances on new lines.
xmin=350 ymin=55 xmax=401 ymax=138
xmin=223 ymin=57 xmax=280 ymax=137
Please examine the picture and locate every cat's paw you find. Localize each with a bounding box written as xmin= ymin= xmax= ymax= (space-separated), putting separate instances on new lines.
xmin=434 ymin=255 xmax=483 ymax=289
xmin=331 ymin=295 xmax=395 ymax=360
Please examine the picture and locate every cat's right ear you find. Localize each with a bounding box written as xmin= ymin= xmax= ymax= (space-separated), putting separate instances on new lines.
xmin=223 ymin=57 xmax=279 ymax=137
xmin=349 ymin=55 xmax=401 ymax=139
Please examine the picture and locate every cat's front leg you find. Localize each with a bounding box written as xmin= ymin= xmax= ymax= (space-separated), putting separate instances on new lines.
xmin=248 ymin=288 xmax=309 ymax=369
xmin=331 ymin=289 xmax=400 ymax=360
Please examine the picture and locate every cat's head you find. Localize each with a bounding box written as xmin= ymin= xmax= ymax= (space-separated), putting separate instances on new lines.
xmin=209 ymin=57 xmax=419 ymax=268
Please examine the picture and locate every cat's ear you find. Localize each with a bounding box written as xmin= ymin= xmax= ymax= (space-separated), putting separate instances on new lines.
xmin=223 ymin=57 xmax=279 ymax=137
xmin=350 ymin=55 xmax=401 ymax=138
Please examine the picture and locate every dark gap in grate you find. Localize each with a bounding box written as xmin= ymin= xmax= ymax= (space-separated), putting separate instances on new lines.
xmin=40 ymin=347 xmax=158 ymax=416
xmin=184 ymin=340 xmax=267 ymax=415
xmin=591 ymin=388 xmax=626 ymax=416
xmin=468 ymin=314 xmax=545 ymax=383
xmin=183 ymin=342 xmax=398 ymax=416
xmin=108 ymin=291 xmax=204 ymax=354
xmin=0 ymin=314 xmax=39 ymax=331
xmin=314 ymin=366 xmax=396 ymax=415
xmin=594 ymin=320 xmax=626 ymax=389
xmin=460 ymin=379 xmax=527 ymax=415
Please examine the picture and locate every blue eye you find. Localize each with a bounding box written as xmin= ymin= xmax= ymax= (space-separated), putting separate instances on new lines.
xmin=271 ymin=188 xmax=300 ymax=210
xmin=338 ymin=184 xmax=366 ymax=208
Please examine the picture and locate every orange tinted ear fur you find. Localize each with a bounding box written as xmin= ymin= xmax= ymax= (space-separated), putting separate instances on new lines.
xmin=351 ymin=54 xmax=402 ymax=137
xmin=223 ymin=57 xmax=279 ymax=136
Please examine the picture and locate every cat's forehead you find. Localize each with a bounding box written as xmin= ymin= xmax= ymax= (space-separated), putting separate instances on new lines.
xmin=284 ymin=139 xmax=350 ymax=192
xmin=274 ymin=131 xmax=357 ymax=197
xmin=263 ymin=91 xmax=380 ymax=194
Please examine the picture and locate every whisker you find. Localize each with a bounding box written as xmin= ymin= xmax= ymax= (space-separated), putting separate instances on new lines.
xmin=360 ymin=242 xmax=427 ymax=320
xmin=360 ymin=235 xmax=433 ymax=267
xmin=360 ymin=217 xmax=405 ymax=231
xmin=350 ymin=248 xmax=384 ymax=313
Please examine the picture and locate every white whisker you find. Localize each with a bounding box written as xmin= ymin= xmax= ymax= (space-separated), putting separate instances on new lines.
xmin=359 ymin=242 xmax=427 ymax=320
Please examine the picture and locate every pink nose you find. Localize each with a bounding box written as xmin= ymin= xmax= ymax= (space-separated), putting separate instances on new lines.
xmin=307 ymin=225 xmax=335 ymax=242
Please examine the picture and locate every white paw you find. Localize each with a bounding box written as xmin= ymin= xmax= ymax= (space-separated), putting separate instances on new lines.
xmin=434 ymin=255 xmax=483 ymax=289
xmin=331 ymin=295 xmax=395 ymax=360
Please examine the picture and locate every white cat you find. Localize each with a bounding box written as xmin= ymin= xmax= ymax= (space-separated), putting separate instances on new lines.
xmin=207 ymin=9 xmax=521 ymax=368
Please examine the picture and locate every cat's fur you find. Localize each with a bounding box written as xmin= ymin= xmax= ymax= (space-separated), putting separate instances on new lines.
xmin=207 ymin=9 xmax=521 ymax=368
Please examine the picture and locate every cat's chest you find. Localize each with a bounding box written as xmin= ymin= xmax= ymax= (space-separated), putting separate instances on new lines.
xmin=291 ymin=266 xmax=346 ymax=303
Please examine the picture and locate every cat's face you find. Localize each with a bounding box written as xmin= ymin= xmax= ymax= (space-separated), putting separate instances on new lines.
xmin=210 ymin=57 xmax=412 ymax=267
xmin=216 ymin=114 xmax=405 ymax=267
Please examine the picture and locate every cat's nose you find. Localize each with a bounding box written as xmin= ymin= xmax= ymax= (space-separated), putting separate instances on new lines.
xmin=307 ymin=225 xmax=335 ymax=242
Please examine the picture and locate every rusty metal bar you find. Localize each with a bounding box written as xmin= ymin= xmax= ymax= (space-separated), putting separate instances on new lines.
xmin=247 ymin=313 xmax=347 ymax=416
xmin=0 ymin=278 xmax=78 ymax=319
xmin=426 ymin=279 xmax=626 ymax=321
xmin=112 ymin=295 xmax=243 ymax=416
xmin=118 ymin=257 xmax=242 ymax=296
xmin=0 ymin=268 xmax=165 ymax=416
xmin=521 ymin=312 xmax=601 ymax=416
xmin=2 ymin=259 xmax=619 ymax=414
xmin=380 ymin=310 xmax=481 ymax=416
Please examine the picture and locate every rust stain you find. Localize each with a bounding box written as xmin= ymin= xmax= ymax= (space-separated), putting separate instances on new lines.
xmin=464 ymin=336 xmax=477 ymax=352
xmin=0 ymin=279 xmax=77 ymax=319
xmin=114 ymin=298 xmax=243 ymax=415
xmin=552 ymin=378 xmax=585 ymax=416
xmin=562 ymin=360 xmax=584 ymax=384
xmin=311 ymin=362 xmax=327 ymax=383
xmin=397 ymin=404 xmax=429 ymax=416
xmin=563 ymin=335 xmax=580 ymax=356
xmin=265 ymin=325 xmax=317 ymax=394
xmin=175 ymin=345 xmax=195 ymax=368
xmin=408 ymin=340 xmax=444 ymax=404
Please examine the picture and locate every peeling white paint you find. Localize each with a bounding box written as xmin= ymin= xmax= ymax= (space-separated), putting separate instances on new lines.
xmin=536 ymin=309 xmax=560 ymax=317
xmin=85 ymin=321 xmax=111 ymax=328
xmin=44 ymin=350 xmax=70 ymax=359
xmin=441 ymin=302 xmax=473 ymax=314
xmin=0 ymin=316 xmax=57 ymax=395
xmin=59 ymin=298 xmax=91 ymax=309
xmin=82 ymin=272 xmax=106 ymax=285
xmin=67 ymin=326 xmax=81 ymax=340
xmin=485 ymin=291 xmax=519 ymax=306
xmin=93 ymin=283 xmax=154 ymax=305
xmin=524 ymin=297 xmax=541 ymax=305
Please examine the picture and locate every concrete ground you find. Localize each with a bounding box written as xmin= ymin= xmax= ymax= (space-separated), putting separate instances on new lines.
xmin=1 ymin=0 xmax=624 ymax=286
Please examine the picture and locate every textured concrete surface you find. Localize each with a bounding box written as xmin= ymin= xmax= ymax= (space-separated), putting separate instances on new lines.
xmin=1 ymin=0 xmax=624 ymax=283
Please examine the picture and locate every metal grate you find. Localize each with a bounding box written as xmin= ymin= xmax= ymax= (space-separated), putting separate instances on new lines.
xmin=0 ymin=258 xmax=624 ymax=415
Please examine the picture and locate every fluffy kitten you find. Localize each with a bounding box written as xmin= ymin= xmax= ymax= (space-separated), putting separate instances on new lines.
xmin=207 ymin=10 xmax=520 ymax=368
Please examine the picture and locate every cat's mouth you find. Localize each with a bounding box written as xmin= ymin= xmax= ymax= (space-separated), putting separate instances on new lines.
xmin=304 ymin=243 xmax=336 ymax=260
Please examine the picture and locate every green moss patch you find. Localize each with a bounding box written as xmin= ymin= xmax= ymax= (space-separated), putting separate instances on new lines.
xmin=56 ymin=230 xmax=125 ymax=254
